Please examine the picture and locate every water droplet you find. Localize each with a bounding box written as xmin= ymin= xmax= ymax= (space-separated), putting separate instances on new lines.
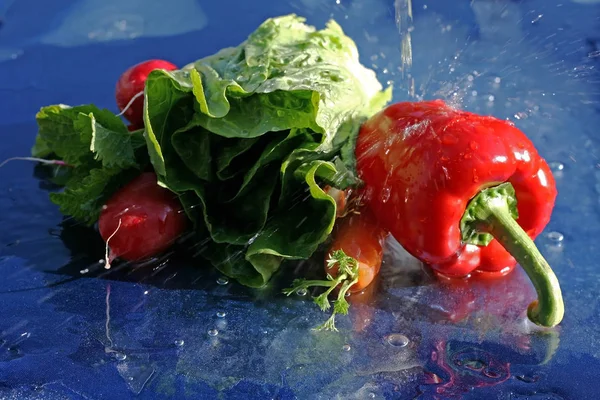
xmin=516 ymin=374 xmax=540 ymax=383
xmin=482 ymin=369 xmax=500 ymax=379
xmin=174 ymin=339 xmax=185 ymax=347
xmin=342 ymin=344 xmax=351 ymax=351
xmin=247 ymin=233 xmax=259 ymax=245
xmin=296 ymin=288 xmax=308 ymax=296
xmin=514 ymin=112 xmax=528 ymax=120
xmin=208 ymin=329 xmax=219 ymax=337
xmin=98 ymin=259 xmax=105 ymax=265
xmin=216 ymin=311 xmax=227 ymax=318
xmin=546 ymin=231 xmax=564 ymax=243
xmin=442 ymin=134 xmax=459 ymax=145
xmin=531 ymin=14 xmax=543 ymax=24
xmin=113 ymin=352 xmax=127 ymax=361
xmin=385 ymin=334 xmax=409 ymax=347
xmin=79 ymin=269 xmax=89 ymax=274
xmin=216 ymin=277 xmax=229 ymax=285
xmin=380 ymin=187 xmax=391 ymax=203
xmin=549 ymin=162 xmax=564 ymax=173
xmin=143 ymin=290 xmax=149 ymax=295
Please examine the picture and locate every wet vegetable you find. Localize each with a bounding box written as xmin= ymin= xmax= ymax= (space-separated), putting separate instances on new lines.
xmin=98 ymin=172 xmax=187 ymax=262
xmin=355 ymin=100 xmax=564 ymax=327
xmin=284 ymin=209 xmax=387 ymax=330
xmin=115 ymin=59 xmax=178 ymax=127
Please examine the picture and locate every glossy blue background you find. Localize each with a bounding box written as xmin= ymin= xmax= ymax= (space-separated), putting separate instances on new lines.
xmin=1 ymin=0 xmax=599 ymax=399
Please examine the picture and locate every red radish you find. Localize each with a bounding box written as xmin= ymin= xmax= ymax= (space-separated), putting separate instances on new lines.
xmin=98 ymin=172 xmax=187 ymax=263
xmin=326 ymin=208 xmax=387 ymax=294
xmin=127 ymin=123 xmax=143 ymax=132
xmin=115 ymin=60 xmax=178 ymax=126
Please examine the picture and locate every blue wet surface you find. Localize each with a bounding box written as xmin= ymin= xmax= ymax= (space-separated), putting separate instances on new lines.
xmin=1 ymin=0 xmax=600 ymax=399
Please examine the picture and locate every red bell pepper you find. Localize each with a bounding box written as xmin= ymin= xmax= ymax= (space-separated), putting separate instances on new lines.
xmin=355 ymin=100 xmax=564 ymax=327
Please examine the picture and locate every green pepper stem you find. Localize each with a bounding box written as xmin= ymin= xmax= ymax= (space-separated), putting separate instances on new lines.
xmin=470 ymin=188 xmax=564 ymax=327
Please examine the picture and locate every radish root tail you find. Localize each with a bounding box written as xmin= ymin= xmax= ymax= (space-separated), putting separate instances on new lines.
xmin=104 ymin=218 xmax=122 ymax=270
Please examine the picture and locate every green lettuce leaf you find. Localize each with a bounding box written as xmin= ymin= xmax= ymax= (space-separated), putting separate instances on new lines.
xmin=140 ymin=15 xmax=391 ymax=287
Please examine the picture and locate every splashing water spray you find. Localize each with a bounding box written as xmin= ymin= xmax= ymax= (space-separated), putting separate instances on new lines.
xmin=394 ymin=0 xmax=415 ymax=99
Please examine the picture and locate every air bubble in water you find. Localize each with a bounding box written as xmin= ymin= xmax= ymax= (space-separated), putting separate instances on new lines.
xmin=216 ymin=311 xmax=227 ymax=318
xmin=342 ymin=344 xmax=351 ymax=351
xmin=80 ymin=269 xmax=89 ymax=274
xmin=216 ymin=277 xmax=229 ymax=285
xmin=208 ymin=329 xmax=219 ymax=337
xmin=385 ymin=333 xmax=409 ymax=347
xmin=174 ymin=339 xmax=185 ymax=347
xmin=114 ymin=352 xmax=127 ymax=361
xmin=487 ymin=95 xmax=495 ymax=102
xmin=296 ymin=288 xmax=308 ymax=296
xmin=546 ymin=231 xmax=564 ymax=243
